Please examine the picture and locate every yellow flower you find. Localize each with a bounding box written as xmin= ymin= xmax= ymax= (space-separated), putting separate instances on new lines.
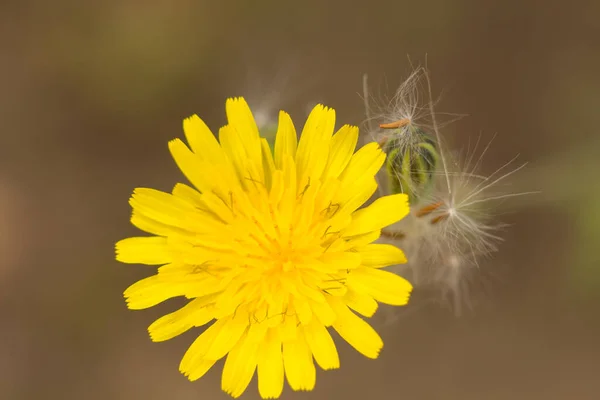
xmin=116 ymin=98 xmax=412 ymax=399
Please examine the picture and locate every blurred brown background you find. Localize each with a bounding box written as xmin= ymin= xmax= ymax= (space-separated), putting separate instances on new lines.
xmin=2 ymin=0 xmax=599 ymax=399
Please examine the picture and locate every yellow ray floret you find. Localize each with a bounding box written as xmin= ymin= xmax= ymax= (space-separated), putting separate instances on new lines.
xmin=116 ymin=97 xmax=412 ymax=399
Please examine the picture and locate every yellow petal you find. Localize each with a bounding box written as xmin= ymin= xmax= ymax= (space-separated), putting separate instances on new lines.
xmin=219 ymin=125 xmax=263 ymax=187
xmin=187 ymin=359 xmax=217 ymax=382
xmin=247 ymin=317 xmax=269 ymax=343
xmin=116 ymin=237 xmax=171 ymax=265
xmin=257 ymin=329 xmax=284 ymax=399
xmin=261 ymin=138 xmax=275 ymax=190
xmin=292 ymin=180 xmax=321 ymax=240
xmin=198 ymin=191 xmax=235 ymax=223
xmin=180 ymin=319 xmax=226 ymax=375
xmin=273 ymin=110 xmax=297 ymax=170
xmin=324 ymin=212 xmax=353 ymax=236
xmin=294 ymin=297 xmax=313 ymax=325
xmin=339 ymin=142 xmax=386 ymax=186
xmin=283 ymin=333 xmax=316 ymax=391
xmin=343 ymin=230 xmax=381 ymax=249
xmin=182 ymin=114 xmax=223 ymax=163
xmin=225 ymin=98 xmax=264 ymax=179
xmin=168 ymin=139 xmax=213 ymax=193
xmin=323 ymin=124 xmax=359 ymax=179
xmin=319 ymin=252 xmax=361 ymax=271
xmin=347 ymin=267 xmax=413 ymax=306
xmin=294 ymin=278 xmax=327 ymax=305
xmin=343 ymin=193 xmax=409 ymax=237
xmin=225 ymin=97 xmax=261 ymax=159
xmin=344 ymin=287 xmax=378 ymax=317
xmin=222 ymin=332 xmax=260 ymax=398
xmin=179 ymin=210 xmax=228 ymax=236
xmin=156 ymin=261 xmax=192 ymax=276
xmin=130 ymin=211 xmax=189 ymax=237
xmin=269 ymin=170 xmax=285 ymax=206
xmin=336 ymin=177 xmax=378 ymax=215
xmin=203 ymin=316 xmax=248 ymax=360
xmin=148 ymin=299 xmax=215 ymax=342
xmin=302 ymin=321 xmax=339 ymax=370
xmin=129 ymin=187 xmax=195 ymax=228
xmin=329 ymin=297 xmax=383 ymax=359
xmin=171 ymin=183 xmax=204 ymax=206
xmin=313 ymin=178 xmax=341 ymax=217
xmin=356 ymin=243 xmax=408 ymax=267
xmin=295 ymin=104 xmax=335 ymax=186
xmin=277 ymin=156 xmax=297 ymax=228
xmin=278 ymin=314 xmax=298 ymax=341
xmin=169 ymin=139 xmax=238 ymax=198
xmin=309 ymin=298 xmax=337 ymax=326
xmin=124 ymin=275 xmax=186 ymax=310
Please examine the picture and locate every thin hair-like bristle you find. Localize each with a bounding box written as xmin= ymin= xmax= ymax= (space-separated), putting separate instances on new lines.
xmin=424 ymin=68 xmax=452 ymax=196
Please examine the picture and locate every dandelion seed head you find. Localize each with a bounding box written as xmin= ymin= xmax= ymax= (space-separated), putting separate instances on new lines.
xmin=368 ymin=66 xmax=531 ymax=316
xmin=382 ymin=137 xmax=531 ymax=315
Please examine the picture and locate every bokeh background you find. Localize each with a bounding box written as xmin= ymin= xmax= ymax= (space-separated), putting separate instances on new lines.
xmin=2 ymin=0 xmax=599 ymax=399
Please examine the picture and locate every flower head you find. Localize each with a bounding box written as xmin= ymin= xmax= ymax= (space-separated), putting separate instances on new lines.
xmin=116 ymin=97 xmax=412 ymax=398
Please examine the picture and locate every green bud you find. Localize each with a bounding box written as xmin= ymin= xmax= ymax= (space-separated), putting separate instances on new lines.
xmin=383 ymin=127 xmax=439 ymax=204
